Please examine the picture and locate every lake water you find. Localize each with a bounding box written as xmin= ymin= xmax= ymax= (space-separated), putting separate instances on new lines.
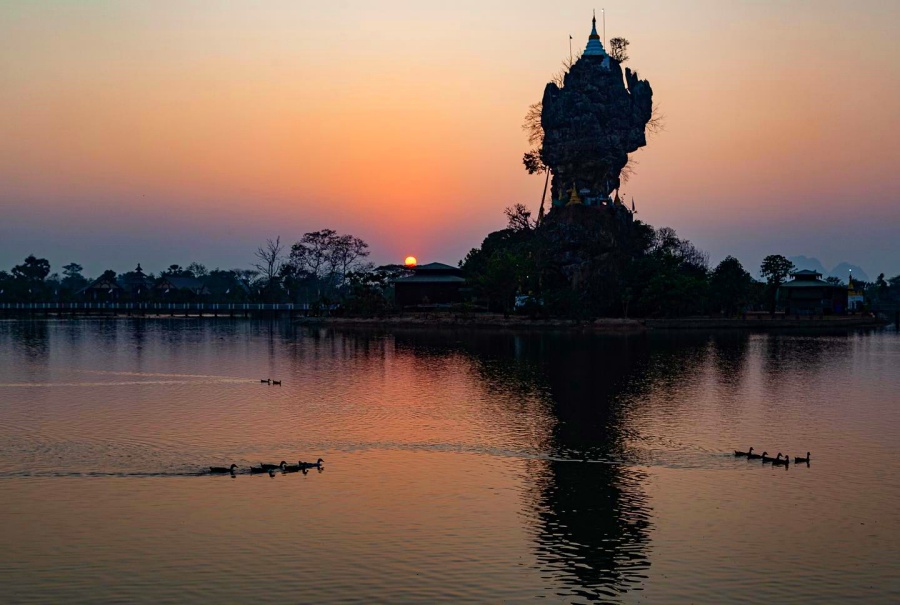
xmin=0 ymin=319 xmax=898 ymax=604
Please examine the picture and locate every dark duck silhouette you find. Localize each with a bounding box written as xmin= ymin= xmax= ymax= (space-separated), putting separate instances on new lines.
xmin=773 ymin=454 xmax=790 ymax=466
xmin=272 ymin=380 xmax=282 ymax=386
xmin=209 ymin=464 xmax=237 ymax=474
xmin=249 ymin=466 xmax=269 ymax=474
xmin=747 ymin=450 xmax=765 ymax=460
xmin=260 ymin=379 xmax=271 ymax=384
xmin=734 ymin=447 xmax=753 ymax=457
xmin=299 ymin=458 xmax=324 ymax=469
xmin=762 ymin=452 xmax=782 ymax=463
xmin=794 ymin=452 xmax=811 ymax=463
xmin=260 ymin=461 xmax=287 ymax=471
xmin=283 ymin=462 xmax=310 ymax=474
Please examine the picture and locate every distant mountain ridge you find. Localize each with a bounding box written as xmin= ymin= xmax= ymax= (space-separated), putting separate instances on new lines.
xmin=788 ymin=256 xmax=870 ymax=282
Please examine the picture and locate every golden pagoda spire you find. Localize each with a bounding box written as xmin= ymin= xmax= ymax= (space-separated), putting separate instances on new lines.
xmin=566 ymin=182 xmax=582 ymax=206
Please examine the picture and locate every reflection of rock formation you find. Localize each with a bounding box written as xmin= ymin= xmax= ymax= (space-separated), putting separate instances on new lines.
xmin=385 ymin=329 xmax=657 ymax=599
xmin=343 ymin=328 xmax=718 ymax=601
xmin=541 ymin=15 xmax=653 ymax=202
xmin=523 ymin=333 xmax=654 ymax=600
xmin=528 ymin=460 xmax=652 ymax=601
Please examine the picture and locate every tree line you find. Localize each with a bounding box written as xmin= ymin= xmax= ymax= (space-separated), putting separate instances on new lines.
xmin=0 ymin=229 xmax=383 ymax=307
xmin=3 ymin=214 xmax=896 ymax=317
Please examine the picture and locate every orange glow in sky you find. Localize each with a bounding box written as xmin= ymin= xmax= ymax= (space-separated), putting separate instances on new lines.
xmin=1 ymin=1 xmax=899 ymax=276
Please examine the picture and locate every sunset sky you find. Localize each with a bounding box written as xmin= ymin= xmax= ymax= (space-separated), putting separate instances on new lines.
xmin=2 ymin=1 xmax=899 ymax=278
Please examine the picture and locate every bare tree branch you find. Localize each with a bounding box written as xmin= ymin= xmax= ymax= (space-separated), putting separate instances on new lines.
xmin=253 ymin=236 xmax=285 ymax=284
xmin=550 ymin=53 xmax=581 ymax=88
xmin=504 ymin=204 xmax=534 ymax=232
xmin=620 ymin=154 xmax=639 ymax=184
xmin=523 ymin=102 xmax=543 ymax=147
xmin=647 ymin=102 xmax=665 ymax=136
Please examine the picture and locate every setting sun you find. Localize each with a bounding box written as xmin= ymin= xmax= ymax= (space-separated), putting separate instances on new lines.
xmin=404 ymin=256 xmax=417 ymax=267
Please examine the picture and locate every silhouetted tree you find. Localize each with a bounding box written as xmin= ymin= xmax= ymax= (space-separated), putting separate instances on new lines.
xmin=253 ymin=236 xmax=285 ymax=286
xmin=505 ymin=204 xmax=534 ymax=232
xmin=522 ymin=102 xmax=547 ymax=175
xmin=286 ymin=230 xmax=370 ymax=300
xmin=760 ymin=254 xmax=795 ymax=313
xmin=62 ymin=263 xmax=83 ymax=279
xmin=875 ymin=273 xmax=889 ymax=299
xmin=709 ymin=256 xmax=753 ymax=316
xmin=203 ymin=269 xmax=247 ymax=301
xmin=12 ymin=255 xmax=50 ymax=282
xmin=609 ymin=37 xmax=629 ymax=62
xmin=625 ymin=226 xmax=709 ymax=317
xmin=288 ymin=230 xmax=334 ymax=283
xmin=523 ymin=150 xmax=546 ymax=175
xmin=186 ymin=262 xmax=208 ymax=278
xmin=161 ymin=264 xmax=191 ymax=277
xmin=330 ymin=234 xmax=371 ymax=280
xmin=523 ymin=102 xmax=543 ymax=147
xmin=341 ymin=269 xmax=391 ymax=317
xmin=61 ymin=263 xmax=88 ymax=293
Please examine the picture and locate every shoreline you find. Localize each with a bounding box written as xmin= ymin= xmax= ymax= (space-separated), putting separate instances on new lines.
xmin=296 ymin=314 xmax=891 ymax=333
xmin=1 ymin=313 xmax=890 ymax=333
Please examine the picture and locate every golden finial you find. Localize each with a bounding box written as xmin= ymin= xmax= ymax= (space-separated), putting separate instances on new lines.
xmin=566 ymin=183 xmax=583 ymax=206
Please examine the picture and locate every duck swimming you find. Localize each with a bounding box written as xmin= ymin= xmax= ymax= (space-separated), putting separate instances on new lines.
xmin=747 ymin=450 xmax=765 ymax=460
xmin=260 ymin=461 xmax=287 ymax=471
xmin=762 ymin=452 xmax=781 ymax=463
xmin=298 ymin=458 xmax=324 ymax=469
xmin=734 ymin=447 xmax=753 ymax=457
xmin=283 ymin=462 xmax=310 ymax=474
xmin=773 ymin=454 xmax=790 ymax=466
xmin=794 ymin=452 xmax=811 ymax=463
xmin=209 ymin=464 xmax=237 ymax=474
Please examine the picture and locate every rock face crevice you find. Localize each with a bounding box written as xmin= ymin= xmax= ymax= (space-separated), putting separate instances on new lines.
xmin=540 ymin=55 xmax=653 ymax=202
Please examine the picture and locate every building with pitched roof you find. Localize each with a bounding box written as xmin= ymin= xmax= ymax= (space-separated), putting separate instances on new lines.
xmin=155 ymin=276 xmax=210 ymax=299
xmin=120 ymin=264 xmax=154 ymax=300
xmin=79 ymin=274 xmax=123 ymax=301
xmin=778 ymin=269 xmax=848 ymax=314
xmin=392 ymin=262 xmax=467 ymax=308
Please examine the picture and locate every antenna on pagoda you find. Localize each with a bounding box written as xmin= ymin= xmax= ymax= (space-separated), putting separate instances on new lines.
xmin=602 ymin=8 xmax=606 ymax=48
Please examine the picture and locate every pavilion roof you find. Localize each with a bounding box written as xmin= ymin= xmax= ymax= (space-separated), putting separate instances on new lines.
xmin=781 ymin=278 xmax=832 ymax=288
xmin=415 ymin=262 xmax=460 ymax=272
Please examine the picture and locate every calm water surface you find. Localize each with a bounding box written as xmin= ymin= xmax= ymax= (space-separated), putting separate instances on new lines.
xmin=0 ymin=319 xmax=898 ymax=603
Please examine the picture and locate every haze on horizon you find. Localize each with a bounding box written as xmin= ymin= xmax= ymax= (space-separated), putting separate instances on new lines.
xmin=1 ymin=0 xmax=899 ymax=278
